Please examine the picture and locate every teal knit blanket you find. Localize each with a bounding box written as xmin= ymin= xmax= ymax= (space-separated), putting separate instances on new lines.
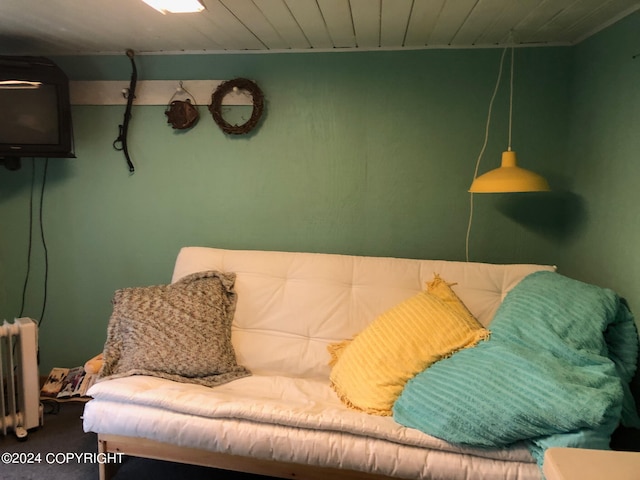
xmin=393 ymin=271 xmax=640 ymax=469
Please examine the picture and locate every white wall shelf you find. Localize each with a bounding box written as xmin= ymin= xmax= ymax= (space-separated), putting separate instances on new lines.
xmin=69 ymin=80 xmax=253 ymax=106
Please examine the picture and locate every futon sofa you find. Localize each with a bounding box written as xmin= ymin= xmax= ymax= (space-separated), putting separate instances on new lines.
xmin=82 ymin=246 xmax=640 ymax=480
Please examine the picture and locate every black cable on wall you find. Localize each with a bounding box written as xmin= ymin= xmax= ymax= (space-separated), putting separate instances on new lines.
xmin=17 ymin=157 xmax=50 ymax=329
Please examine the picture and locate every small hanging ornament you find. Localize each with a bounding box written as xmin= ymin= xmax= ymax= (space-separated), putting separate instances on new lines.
xmin=165 ymin=81 xmax=199 ymax=130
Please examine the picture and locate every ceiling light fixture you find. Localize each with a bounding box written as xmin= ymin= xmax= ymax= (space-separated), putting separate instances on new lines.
xmin=465 ymin=43 xmax=550 ymax=262
xmin=142 ymin=0 xmax=205 ymax=14
xmin=468 ymin=46 xmax=550 ymax=193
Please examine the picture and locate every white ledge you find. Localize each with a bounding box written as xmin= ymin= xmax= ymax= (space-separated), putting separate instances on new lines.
xmin=69 ymin=80 xmax=253 ymax=106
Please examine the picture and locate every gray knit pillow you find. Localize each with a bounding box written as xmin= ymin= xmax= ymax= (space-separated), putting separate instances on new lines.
xmin=100 ymin=270 xmax=250 ymax=387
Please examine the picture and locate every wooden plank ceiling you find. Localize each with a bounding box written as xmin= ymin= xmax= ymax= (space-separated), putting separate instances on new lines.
xmin=0 ymin=0 xmax=639 ymax=55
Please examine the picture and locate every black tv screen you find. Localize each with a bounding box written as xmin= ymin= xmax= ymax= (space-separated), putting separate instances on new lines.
xmin=0 ymin=56 xmax=75 ymax=170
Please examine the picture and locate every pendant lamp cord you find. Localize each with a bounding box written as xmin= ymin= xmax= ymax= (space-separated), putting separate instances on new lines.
xmin=465 ymin=46 xmax=509 ymax=262
xmin=508 ymin=46 xmax=514 ymax=151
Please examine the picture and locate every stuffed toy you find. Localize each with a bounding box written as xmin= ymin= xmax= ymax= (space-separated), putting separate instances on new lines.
xmin=84 ymin=353 xmax=104 ymax=375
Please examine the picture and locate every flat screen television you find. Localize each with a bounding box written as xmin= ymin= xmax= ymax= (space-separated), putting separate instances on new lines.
xmin=0 ymin=55 xmax=75 ymax=170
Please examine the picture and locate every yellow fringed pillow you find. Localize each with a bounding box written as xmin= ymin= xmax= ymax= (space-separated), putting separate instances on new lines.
xmin=327 ymin=274 xmax=478 ymax=363
xmin=329 ymin=275 xmax=489 ymax=416
xmin=426 ymin=274 xmax=477 ymax=321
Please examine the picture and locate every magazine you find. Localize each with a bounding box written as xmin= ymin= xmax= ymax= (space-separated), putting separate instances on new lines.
xmin=40 ymin=366 xmax=97 ymax=401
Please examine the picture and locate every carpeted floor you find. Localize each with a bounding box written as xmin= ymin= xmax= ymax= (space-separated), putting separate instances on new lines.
xmin=0 ymin=401 xmax=273 ymax=480
xmin=1 ymin=401 xmax=98 ymax=480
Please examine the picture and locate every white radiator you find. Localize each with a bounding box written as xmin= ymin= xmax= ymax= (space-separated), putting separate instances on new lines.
xmin=1 ymin=317 xmax=42 ymax=439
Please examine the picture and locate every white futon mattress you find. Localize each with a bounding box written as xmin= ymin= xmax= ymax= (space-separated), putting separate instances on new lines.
xmin=84 ymin=374 xmax=540 ymax=480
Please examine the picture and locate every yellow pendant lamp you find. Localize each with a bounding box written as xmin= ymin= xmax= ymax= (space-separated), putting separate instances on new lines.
xmin=469 ymin=150 xmax=550 ymax=193
xmin=468 ymin=46 xmax=550 ymax=194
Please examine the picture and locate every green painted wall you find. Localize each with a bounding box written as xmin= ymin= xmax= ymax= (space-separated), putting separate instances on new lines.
xmin=559 ymin=11 xmax=640 ymax=316
xmin=1 ymin=47 xmax=572 ymax=373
